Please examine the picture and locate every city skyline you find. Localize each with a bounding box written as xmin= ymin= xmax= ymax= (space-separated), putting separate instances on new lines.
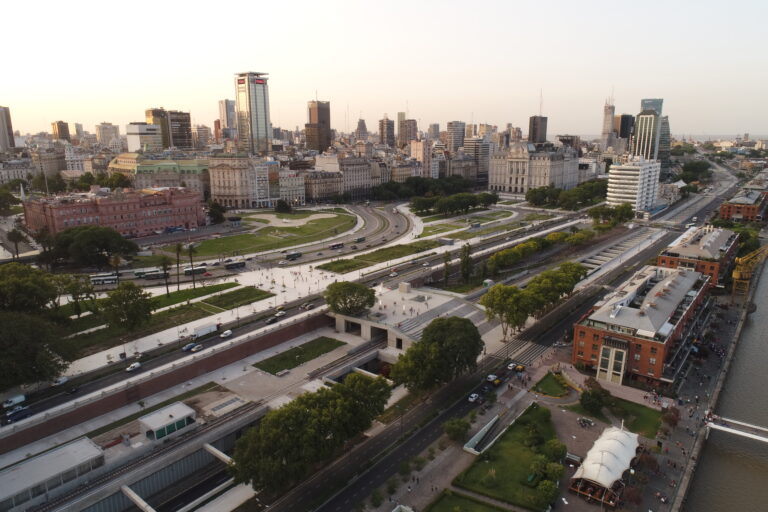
xmin=4 ymin=0 xmax=768 ymax=137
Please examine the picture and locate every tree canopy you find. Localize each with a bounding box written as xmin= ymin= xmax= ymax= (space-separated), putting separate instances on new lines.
xmin=525 ymin=180 xmax=607 ymax=210
xmin=100 ymin=282 xmax=154 ymax=332
xmin=480 ymin=284 xmax=529 ymax=341
xmin=372 ymin=175 xmax=473 ymax=201
xmin=0 ymin=262 xmax=58 ymax=314
xmin=324 ymin=281 xmax=375 ymax=316
xmin=230 ymin=373 xmax=390 ymax=492
xmin=51 ymin=226 xmax=138 ymax=269
xmin=390 ymin=316 xmax=483 ymax=391
xmin=208 ymin=201 xmax=226 ymax=224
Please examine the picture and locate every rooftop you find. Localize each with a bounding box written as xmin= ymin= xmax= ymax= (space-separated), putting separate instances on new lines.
xmin=662 ymin=226 xmax=737 ymax=261
xmin=584 ymin=266 xmax=705 ymax=340
xmin=138 ymin=402 xmax=195 ymax=432
xmin=725 ymin=189 xmax=763 ymax=205
xmin=0 ymin=437 xmax=102 ymax=498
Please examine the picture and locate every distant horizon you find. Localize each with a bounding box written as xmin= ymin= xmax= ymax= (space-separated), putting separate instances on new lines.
xmin=4 ymin=0 xmax=768 ymax=137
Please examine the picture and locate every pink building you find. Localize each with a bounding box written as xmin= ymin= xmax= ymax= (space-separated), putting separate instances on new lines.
xmin=24 ymin=187 xmax=205 ymax=238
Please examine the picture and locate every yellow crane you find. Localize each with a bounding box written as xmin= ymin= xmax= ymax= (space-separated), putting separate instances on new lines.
xmin=732 ymin=245 xmax=768 ymax=296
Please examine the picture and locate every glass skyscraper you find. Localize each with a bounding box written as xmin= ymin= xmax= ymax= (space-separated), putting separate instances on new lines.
xmin=235 ymin=72 xmax=272 ymax=155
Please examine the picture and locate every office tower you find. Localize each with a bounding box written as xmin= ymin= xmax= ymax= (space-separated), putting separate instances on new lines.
xmin=51 ymin=121 xmax=71 ymax=142
xmin=218 ymin=99 xmax=237 ymax=139
xmin=0 ymin=106 xmax=14 ymax=151
xmin=631 ymin=98 xmax=663 ymax=161
xmin=305 ymin=100 xmax=331 ymax=152
xmin=127 ymin=122 xmax=163 ymax=152
xmin=167 ymin=110 xmax=193 ymax=149
xmin=68 ymin=123 xmax=84 ymax=141
xmin=397 ymin=112 xmax=405 ymax=141
xmin=427 ymin=123 xmax=440 ymax=140
xmin=235 ymin=71 xmax=272 ymax=155
xmin=145 ymin=108 xmax=171 ymax=148
xmin=96 ymin=122 xmax=120 ymax=145
xmin=641 ymin=98 xmax=663 ymax=116
xmin=447 ymin=121 xmax=466 ymax=153
xmin=379 ymin=115 xmax=395 ymax=147
xmin=528 ymin=116 xmax=547 ymax=144
xmin=606 ymin=157 xmax=660 ymax=214
xmin=192 ymin=125 xmax=212 ymax=149
xmin=464 ymin=136 xmax=491 ymax=185
xmin=355 ymin=119 xmax=368 ymax=141
xmin=658 ymin=116 xmax=671 ymax=169
xmin=465 ymin=124 xmax=477 ymax=138
xmin=601 ymin=101 xmax=616 ymax=150
xmin=398 ymin=119 xmax=418 ymax=148
xmin=615 ymin=114 xmax=634 ymax=139
xmin=213 ymin=120 xmax=222 ymax=143
xmin=510 ymin=126 xmax=523 ymax=142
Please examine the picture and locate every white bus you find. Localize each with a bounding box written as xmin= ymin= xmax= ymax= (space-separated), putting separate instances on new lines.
xmin=90 ymin=273 xmax=118 ymax=285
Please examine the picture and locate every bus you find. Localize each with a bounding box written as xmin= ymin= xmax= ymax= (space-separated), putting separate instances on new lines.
xmin=134 ymin=267 xmax=160 ymax=278
xmin=329 ymin=242 xmax=345 ymax=250
xmin=354 ymin=236 xmax=366 ymax=243
xmin=285 ymin=251 xmax=302 ymax=261
xmin=90 ymin=272 xmax=118 ymax=285
xmin=144 ymin=270 xmax=169 ymax=280
xmin=183 ymin=266 xmax=206 ymax=276
xmin=224 ymin=261 xmax=246 ymax=270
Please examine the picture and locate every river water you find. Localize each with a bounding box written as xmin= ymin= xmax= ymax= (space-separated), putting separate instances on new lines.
xmin=684 ymin=267 xmax=768 ymax=510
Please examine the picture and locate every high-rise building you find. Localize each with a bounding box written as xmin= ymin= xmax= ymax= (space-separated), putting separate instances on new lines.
xmin=606 ymin=157 xmax=660 ymax=214
xmin=601 ymin=101 xmax=616 ymax=150
xmin=0 ymin=107 xmax=14 ymax=151
xmin=464 ymin=137 xmax=491 ymax=186
xmin=427 ymin=123 xmax=440 ymax=140
xmin=96 ymin=122 xmax=120 ymax=145
xmin=397 ymin=119 xmax=418 ymax=148
xmin=378 ymin=115 xmax=395 ymax=147
xmin=145 ymin=108 xmax=171 ymax=148
xmin=631 ymin=111 xmax=661 ymax=161
xmin=396 ymin=112 xmax=405 ymax=141
xmin=305 ymin=100 xmax=331 ymax=152
xmin=355 ymin=119 xmax=368 ymax=141
xmin=235 ymin=71 xmax=272 ymax=155
xmin=528 ymin=116 xmax=547 ymax=144
xmin=641 ymin=98 xmax=663 ymax=116
xmin=447 ymin=121 xmax=466 ymax=153
xmin=465 ymin=124 xmax=477 ymax=138
xmin=168 ymin=110 xmax=193 ymax=149
xmin=218 ymin=99 xmax=236 ymax=130
xmin=127 ymin=122 xmax=163 ymax=152
xmin=658 ymin=116 xmax=671 ymax=169
xmin=68 ymin=123 xmax=84 ymax=141
xmin=192 ymin=125 xmax=212 ymax=149
xmin=51 ymin=121 xmax=71 ymax=142
xmin=615 ymin=114 xmax=634 ymax=139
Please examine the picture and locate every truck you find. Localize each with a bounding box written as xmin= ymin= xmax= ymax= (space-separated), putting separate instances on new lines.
xmin=2 ymin=394 xmax=26 ymax=409
xmin=192 ymin=324 xmax=219 ymax=339
xmin=437 ymin=237 xmax=455 ymax=246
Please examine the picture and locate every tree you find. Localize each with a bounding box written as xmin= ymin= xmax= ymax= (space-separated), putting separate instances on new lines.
xmin=544 ymin=462 xmax=564 ymax=481
xmin=443 ymin=418 xmax=470 ymax=442
xmin=0 ymin=190 xmax=19 ymax=214
xmin=541 ymin=439 xmax=567 ymax=461
xmin=53 ymin=226 xmax=137 ymax=269
xmin=529 ymin=454 xmax=549 ymax=476
xmin=208 ymin=201 xmax=226 ymax=224
xmin=0 ymin=262 xmax=58 ymax=314
xmin=460 ymin=243 xmax=472 ymax=283
xmin=390 ymin=316 xmax=483 ymax=392
xmin=174 ymin=242 xmax=184 ymax=291
xmin=480 ymin=284 xmax=529 ymax=341
xmin=275 ymin=199 xmax=292 ymax=214
xmin=187 ymin=243 xmax=198 ymax=289
xmin=158 ymin=255 xmax=173 ymax=297
xmin=59 ymin=274 xmax=96 ymax=319
xmin=324 ymin=281 xmax=375 ymax=316
xmin=533 ymin=480 xmax=558 ymax=508
xmin=100 ymin=282 xmax=153 ymax=333
xmin=579 ymin=390 xmax=605 ymax=415
xmin=0 ymin=312 xmax=71 ymax=390
xmin=7 ymin=228 xmax=25 ymax=259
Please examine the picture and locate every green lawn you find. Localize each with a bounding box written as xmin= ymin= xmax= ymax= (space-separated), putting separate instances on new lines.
xmin=447 ymin=222 xmax=523 ymax=240
xmin=167 ymin=213 xmax=356 ymax=258
xmin=245 ymin=217 xmax=270 ymax=224
xmin=378 ymin=391 xmax=425 ymax=424
xmin=253 ymin=336 xmax=346 ymax=374
xmin=471 ymin=211 xmax=513 ymax=223
xmin=563 ymin=403 xmax=611 ymax=424
xmin=87 ymin=382 xmax=222 ymax=438
xmin=425 ymin=491 xmax=508 ymax=512
xmin=608 ymin=397 xmax=662 ymax=438
xmin=532 ymin=373 xmax=568 ymax=397
xmin=421 ymin=207 xmax=488 ymax=223
xmin=316 ymin=240 xmax=441 ymax=273
xmin=500 ymin=200 xmax=521 ymax=205
xmin=453 ymin=404 xmax=557 ymax=510
xmin=419 ymin=223 xmax=464 ymax=238
xmin=129 ymin=254 xmax=175 ymax=268
xmin=443 ymin=278 xmax=486 ymax=294
xmin=202 ymin=286 xmax=274 ymax=310
xmin=523 ymin=213 xmax=554 ymax=221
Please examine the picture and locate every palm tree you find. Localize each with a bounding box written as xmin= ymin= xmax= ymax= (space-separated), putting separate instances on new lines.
xmin=174 ymin=242 xmax=183 ymax=291
xmin=159 ymin=255 xmax=173 ymax=297
xmin=7 ymin=229 xmax=25 ymax=260
xmin=109 ymin=254 xmax=121 ymax=284
xmin=187 ymin=244 xmax=198 ymax=289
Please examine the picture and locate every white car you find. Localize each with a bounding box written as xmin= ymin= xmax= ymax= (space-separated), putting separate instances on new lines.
xmin=389 ymin=272 xmax=398 ymax=277
xmin=468 ymin=393 xmax=480 ymax=403
xmin=486 ymin=374 xmax=498 ymax=382
xmin=274 ymin=311 xmax=286 ymax=317
xmin=52 ymin=376 xmax=69 ymax=386
xmin=219 ymin=330 xmax=233 ymax=338
xmin=422 ymin=262 xmax=430 ymax=267
xmin=125 ymin=362 xmax=142 ymax=372
xmin=278 ymin=261 xmax=288 ymax=266
xmin=190 ymin=344 xmax=204 ymax=352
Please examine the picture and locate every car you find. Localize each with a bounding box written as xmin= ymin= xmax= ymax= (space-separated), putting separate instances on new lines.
xmin=265 ymin=317 xmax=278 ymax=324
xmin=5 ymin=405 xmax=25 ymax=416
xmin=52 ymin=376 xmax=69 ymax=386
xmin=389 ymin=272 xmax=398 ymax=277
xmin=126 ymin=362 xmax=142 ymax=372
xmin=507 ymin=363 xmax=526 ymax=372
xmin=219 ymin=330 xmax=233 ymax=338
xmin=274 ymin=311 xmax=286 ymax=317
xmin=182 ymin=342 xmax=197 ymax=352
xmin=351 ymin=245 xmax=358 ymax=249
xmin=468 ymin=393 xmax=480 ymax=403
xmin=203 ymin=272 xmax=212 ymax=276
xmin=276 ymin=305 xmax=285 ymax=311
xmin=317 ymin=252 xmax=324 ymax=256
xmin=382 ymin=237 xmax=387 ymax=241
xmin=65 ymin=386 xmax=79 ymax=395
xmin=279 ymin=261 xmax=288 ymax=266
xmin=300 ymin=302 xmax=313 ymax=309
xmin=365 ymin=244 xmax=371 ymax=248
xmin=304 ymin=303 xmax=315 ymax=310
xmin=4 ymin=407 xmax=31 ymax=424
xmin=199 ymin=262 xmax=207 ymax=266
xmin=486 ymin=374 xmax=498 ymax=382
xmin=246 ymin=257 xmax=253 ymax=261
xmin=280 ymin=250 xmax=287 ymax=253
xmin=422 ymin=262 xmax=430 ymax=267
xmin=190 ymin=344 xmax=204 ymax=353
xmin=211 ymin=261 xmax=221 ymax=266
xmin=224 ymin=258 xmax=232 ymax=263
xmin=480 ymin=384 xmax=491 ymax=394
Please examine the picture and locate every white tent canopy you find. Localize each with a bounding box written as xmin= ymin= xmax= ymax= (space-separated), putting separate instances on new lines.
xmin=572 ymin=426 xmax=639 ymax=489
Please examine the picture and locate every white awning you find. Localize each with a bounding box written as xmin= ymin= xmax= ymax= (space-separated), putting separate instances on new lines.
xmin=572 ymin=426 xmax=639 ymax=489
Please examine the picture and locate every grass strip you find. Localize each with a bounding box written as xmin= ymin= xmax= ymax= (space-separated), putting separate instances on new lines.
xmin=316 ymin=240 xmax=440 ymax=273
xmin=203 ymin=286 xmax=274 ymax=310
xmin=253 ymin=336 xmax=345 ymax=374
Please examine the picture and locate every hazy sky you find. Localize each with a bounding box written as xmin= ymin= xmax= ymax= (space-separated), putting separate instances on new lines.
xmin=4 ymin=0 xmax=767 ymax=138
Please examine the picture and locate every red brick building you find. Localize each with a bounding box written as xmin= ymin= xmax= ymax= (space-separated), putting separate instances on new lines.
xmin=24 ymin=187 xmax=204 ymax=238
xmin=718 ymin=189 xmax=767 ymax=222
xmin=571 ymin=266 xmax=710 ymax=387
xmin=656 ymin=226 xmax=738 ymax=287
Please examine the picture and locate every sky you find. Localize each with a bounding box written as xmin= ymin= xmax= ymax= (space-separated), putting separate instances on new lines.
xmin=4 ymin=0 xmax=768 ymax=138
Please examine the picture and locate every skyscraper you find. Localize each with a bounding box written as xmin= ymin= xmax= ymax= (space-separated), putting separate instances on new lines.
xmin=447 ymin=121 xmax=466 ymax=153
xmin=631 ymin=111 xmax=661 ymax=161
xmin=305 ymin=100 xmax=331 ymax=152
xmin=235 ymin=71 xmax=272 ymax=155
xmin=658 ymin=116 xmax=671 ymax=169
xmin=464 ymin=136 xmax=491 ymax=185
xmin=192 ymin=125 xmax=212 ymax=149
xmin=68 ymin=123 xmax=84 ymax=141
xmin=397 ymin=112 xmax=405 ymax=142
xmin=379 ymin=115 xmax=395 ymax=147
xmin=355 ymin=119 xmax=368 ymax=141
xmin=427 ymin=123 xmax=440 ymax=140
xmin=167 ymin=110 xmax=193 ymax=149
xmin=51 ymin=121 xmax=71 ymax=142
xmin=397 ymin=119 xmax=418 ymax=148
xmin=528 ymin=116 xmax=547 ymax=144
xmin=0 ymin=107 xmax=14 ymax=151
xmin=615 ymin=114 xmax=635 ymax=139
xmin=127 ymin=122 xmax=163 ymax=152
xmin=218 ymin=99 xmax=237 ymax=139
xmin=145 ymin=108 xmax=171 ymax=148
xmin=96 ymin=122 xmax=120 ymax=145
xmin=640 ymin=98 xmax=663 ymax=115
xmin=601 ymin=101 xmax=616 ymax=150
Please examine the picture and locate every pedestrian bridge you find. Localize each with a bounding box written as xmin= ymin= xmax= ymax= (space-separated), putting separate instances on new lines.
xmin=705 ymin=416 xmax=768 ymax=444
